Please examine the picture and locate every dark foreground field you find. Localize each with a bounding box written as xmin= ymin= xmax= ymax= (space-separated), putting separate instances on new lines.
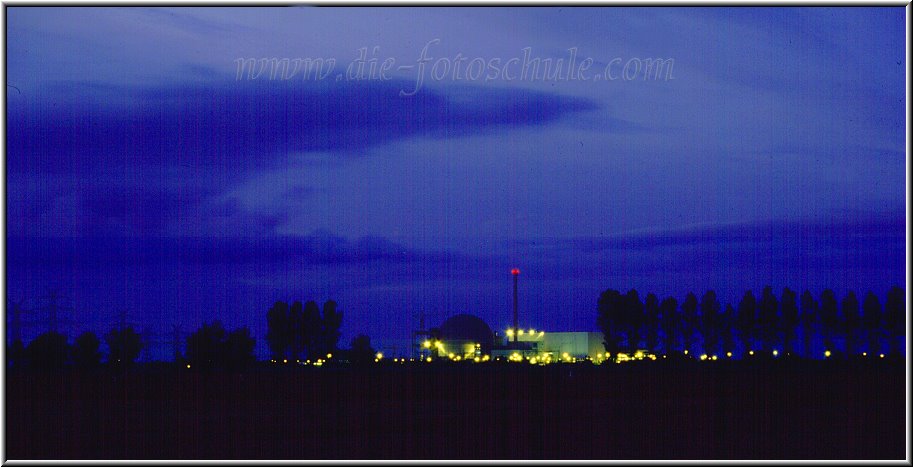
xmin=5 ymin=359 xmax=906 ymax=460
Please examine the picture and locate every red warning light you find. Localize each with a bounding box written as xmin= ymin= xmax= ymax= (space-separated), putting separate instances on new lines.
xmin=511 ymin=268 xmax=520 ymax=275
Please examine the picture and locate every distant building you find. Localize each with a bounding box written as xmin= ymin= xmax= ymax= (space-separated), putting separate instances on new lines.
xmin=492 ymin=329 xmax=604 ymax=361
xmin=432 ymin=314 xmax=494 ymax=359
xmin=425 ymin=313 xmax=604 ymax=362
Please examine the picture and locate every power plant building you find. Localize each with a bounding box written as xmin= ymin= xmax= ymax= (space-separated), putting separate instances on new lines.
xmin=417 ymin=268 xmax=607 ymax=362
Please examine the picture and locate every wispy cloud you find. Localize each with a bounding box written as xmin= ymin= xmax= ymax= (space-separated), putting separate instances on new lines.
xmin=6 ymin=78 xmax=598 ymax=176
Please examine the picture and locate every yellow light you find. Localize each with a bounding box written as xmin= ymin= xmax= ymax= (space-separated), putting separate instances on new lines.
xmin=186 ymin=364 xmax=191 ymax=369
xmin=283 ymin=359 xmax=288 ymax=364
xmin=683 ymin=350 xmax=689 ymax=355
xmin=435 ymin=341 xmax=444 ymax=349
xmin=326 ymin=353 xmax=332 ymax=359
xmin=518 ymin=329 xmax=525 ymax=336
xmin=375 ymin=352 xmax=383 ymax=360
xmin=663 ymin=355 xmax=667 ymax=358
xmin=528 ymin=329 xmax=535 ymax=335
xmin=772 ymin=350 xmax=778 ymax=357
xmin=539 ymin=331 xmax=545 ymax=337
xmin=448 ymin=353 xmax=455 ymax=359
xmin=474 ymin=357 xmax=480 ymax=363
xmin=506 ymin=329 xmax=514 ymax=337
xmin=423 ymin=341 xmax=431 ymax=348
xmin=862 ymin=352 xmax=867 ymax=357
xmin=700 ymin=354 xmax=708 ymax=361
xmin=711 ymin=355 xmax=717 ymax=361
xmin=530 ymin=357 xmax=538 ymax=364
xmin=879 ymin=354 xmax=885 ymax=358
xmin=749 ymin=350 xmax=754 ymax=356
xmin=726 ymin=352 xmax=732 ymax=358
xmin=426 ymin=357 xmax=432 ymax=362
xmin=634 ymin=351 xmax=644 ymax=359
xmin=606 ymin=353 xmax=611 ymax=358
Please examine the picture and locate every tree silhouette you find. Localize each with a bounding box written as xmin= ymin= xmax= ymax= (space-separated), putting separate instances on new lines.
xmin=302 ymin=301 xmax=322 ymax=360
xmin=700 ymin=290 xmax=721 ymax=356
xmin=72 ymin=331 xmax=102 ymax=368
xmin=861 ymin=291 xmax=883 ymax=355
xmin=721 ymin=304 xmax=736 ymax=355
xmin=596 ymin=289 xmax=624 ymax=356
xmin=224 ymin=328 xmax=257 ymax=370
xmin=643 ymin=293 xmax=660 ymax=353
xmin=266 ymin=301 xmax=291 ymax=360
xmin=681 ymin=292 xmax=699 ymax=354
xmin=736 ymin=290 xmax=758 ymax=354
xmin=623 ymin=289 xmax=644 ymax=351
xmin=659 ymin=297 xmax=680 ymax=354
xmin=349 ymin=334 xmax=376 ymax=365
xmin=288 ymin=301 xmax=305 ymax=360
xmin=819 ymin=289 xmax=839 ymax=355
xmin=185 ymin=322 xmax=226 ymax=370
xmin=841 ymin=291 xmax=861 ymax=356
xmin=757 ymin=286 xmax=779 ymax=353
xmin=105 ymin=327 xmax=143 ymax=367
xmin=884 ymin=286 xmax=905 ymax=357
xmin=321 ymin=300 xmax=343 ymax=357
xmin=7 ymin=339 xmax=26 ymax=370
xmin=25 ymin=332 xmax=70 ymax=370
xmin=780 ymin=288 xmax=799 ymax=356
xmin=799 ymin=290 xmax=818 ymax=358
xmin=186 ymin=322 xmax=257 ymax=371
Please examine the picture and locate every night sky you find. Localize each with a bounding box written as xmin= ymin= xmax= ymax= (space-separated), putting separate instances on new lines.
xmin=5 ymin=7 xmax=906 ymax=359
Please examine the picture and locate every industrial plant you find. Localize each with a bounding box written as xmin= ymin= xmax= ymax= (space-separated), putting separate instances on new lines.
xmin=411 ymin=268 xmax=629 ymax=365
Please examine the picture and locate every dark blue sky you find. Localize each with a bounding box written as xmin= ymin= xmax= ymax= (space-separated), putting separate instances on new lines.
xmin=5 ymin=7 xmax=906 ymax=358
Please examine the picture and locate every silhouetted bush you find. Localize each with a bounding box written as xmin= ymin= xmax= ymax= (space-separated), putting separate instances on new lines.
xmin=72 ymin=331 xmax=102 ymax=368
xmin=25 ymin=332 xmax=69 ymax=370
xmin=105 ymin=327 xmax=143 ymax=368
xmin=349 ymin=334 xmax=376 ymax=365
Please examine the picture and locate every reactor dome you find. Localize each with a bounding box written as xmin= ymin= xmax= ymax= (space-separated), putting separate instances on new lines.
xmin=439 ymin=314 xmax=495 ymax=354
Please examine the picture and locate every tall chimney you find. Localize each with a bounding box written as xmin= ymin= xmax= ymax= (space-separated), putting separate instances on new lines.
xmin=511 ymin=268 xmax=520 ymax=343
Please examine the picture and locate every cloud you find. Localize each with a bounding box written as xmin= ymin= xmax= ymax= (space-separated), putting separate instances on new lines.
xmin=5 ymin=77 xmax=598 ymax=175
xmin=5 ymin=231 xmax=473 ymax=271
xmin=544 ymin=212 xmax=905 ymax=253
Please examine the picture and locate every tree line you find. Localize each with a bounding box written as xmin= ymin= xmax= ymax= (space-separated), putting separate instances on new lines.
xmin=6 ymin=297 xmax=380 ymax=370
xmin=597 ymin=285 xmax=905 ymax=358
